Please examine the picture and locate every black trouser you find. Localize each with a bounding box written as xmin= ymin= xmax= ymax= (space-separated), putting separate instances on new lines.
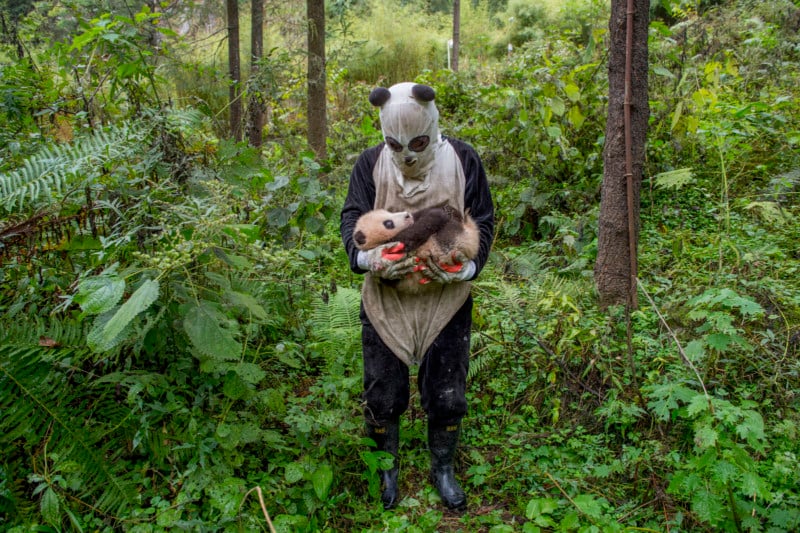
xmin=361 ymin=295 xmax=472 ymax=427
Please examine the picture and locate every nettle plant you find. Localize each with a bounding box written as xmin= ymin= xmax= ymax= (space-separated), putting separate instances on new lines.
xmin=645 ymin=287 xmax=800 ymax=531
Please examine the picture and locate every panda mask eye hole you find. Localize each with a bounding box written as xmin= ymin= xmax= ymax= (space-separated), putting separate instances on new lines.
xmin=407 ymin=135 xmax=430 ymax=152
xmin=385 ymin=136 xmax=429 ymax=153
xmin=383 ymin=220 xmax=395 ymax=230
xmin=385 ymin=137 xmax=403 ymax=152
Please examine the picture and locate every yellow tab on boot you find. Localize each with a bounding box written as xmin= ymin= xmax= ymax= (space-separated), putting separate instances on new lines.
xmin=446 ymin=425 xmax=458 ymax=432
xmin=374 ymin=427 xmax=387 ymax=434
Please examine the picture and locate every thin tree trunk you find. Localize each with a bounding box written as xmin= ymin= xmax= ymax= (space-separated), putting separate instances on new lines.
xmin=594 ymin=0 xmax=649 ymax=309
xmin=226 ymin=0 xmax=242 ymax=141
xmin=248 ymin=0 xmax=265 ymax=147
xmin=307 ymin=0 xmax=327 ymax=160
xmin=452 ymin=0 xmax=460 ymax=72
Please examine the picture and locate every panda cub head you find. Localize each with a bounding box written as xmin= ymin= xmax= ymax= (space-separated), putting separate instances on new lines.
xmin=353 ymin=209 xmax=414 ymax=250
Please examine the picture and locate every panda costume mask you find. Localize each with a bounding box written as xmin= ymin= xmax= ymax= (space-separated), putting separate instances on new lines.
xmin=369 ymin=83 xmax=442 ymax=187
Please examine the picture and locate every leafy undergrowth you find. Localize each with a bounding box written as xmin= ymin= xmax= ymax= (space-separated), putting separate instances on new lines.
xmin=2 ymin=0 xmax=800 ymax=531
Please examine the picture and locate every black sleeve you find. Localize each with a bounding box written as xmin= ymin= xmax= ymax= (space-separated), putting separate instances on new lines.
xmin=340 ymin=145 xmax=383 ymax=273
xmin=449 ymin=138 xmax=495 ymax=280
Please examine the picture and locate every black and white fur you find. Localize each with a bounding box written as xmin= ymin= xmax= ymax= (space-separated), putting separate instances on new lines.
xmin=353 ymin=206 xmax=480 ymax=292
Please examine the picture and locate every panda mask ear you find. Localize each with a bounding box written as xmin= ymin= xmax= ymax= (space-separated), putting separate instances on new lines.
xmin=369 ymin=87 xmax=391 ymax=107
xmin=411 ymin=84 xmax=435 ymax=102
xmin=368 ymin=85 xmax=435 ymax=108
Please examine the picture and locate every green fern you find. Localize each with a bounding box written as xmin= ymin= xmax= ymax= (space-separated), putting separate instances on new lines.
xmin=309 ymin=288 xmax=362 ymax=360
xmin=0 ymin=342 xmax=138 ymax=522
xmin=505 ymin=250 xmax=550 ymax=279
xmin=164 ymin=107 xmax=211 ymax=134
xmin=0 ymin=124 xmax=147 ymax=212
xmin=468 ymin=346 xmax=503 ymax=381
xmin=653 ymin=167 xmax=695 ymax=190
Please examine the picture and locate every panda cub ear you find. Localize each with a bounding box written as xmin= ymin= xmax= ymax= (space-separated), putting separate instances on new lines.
xmin=369 ymin=87 xmax=391 ymax=107
xmin=353 ymin=230 xmax=367 ymax=247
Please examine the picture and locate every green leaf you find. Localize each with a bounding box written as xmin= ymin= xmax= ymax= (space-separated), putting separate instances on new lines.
xmin=212 ymin=248 xmax=253 ymax=270
xmin=705 ymin=333 xmax=734 ymax=352
xmin=744 ymin=201 xmax=788 ymax=226
xmin=692 ymin=488 xmax=724 ymax=524
xmin=216 ymin=422 xmax=232 ymax=438
xmin=41 ymin=487 xmax=60 ymax=525
xmin=687 ymin=393 xmax=711 ymax=418
xmin=265 ymin=175 xmax=289 ymax=192
xmin=671 ymin=100 xmax=684 ymax=132
xmin=573 ymin=494 xmax=604 ymax=518
xmin=76 ymin=276 xmax=125 ymax=315
xmin=312 ymin=463 xmax=334 ymax=501
xmin=654 ymin=168 xmax=695 ymax=190
xmin=360 ymin=450 xmax=380 ymax=473
xmin=525 ymin=497 xmax=558 ymax=519
xmin=226 ymin=290 xmax=269 ymax=321
xmin=712 ymin=460 xmax=737 ymax=484
xmin=728 ymin=295 xmax=765 ymax=318
xmin=567 ymin=105 xmax=585 ymax=129
xmin=549 ymin=97 xmax=565 ymax=117
xmin=233 ymin=362 xmax=267 ymax=384
xmin=87 ymin=279 xmax=159 ymax=352
xmin=285 ymin=462 xmax=304 ymax=484
xmin=267 ymin=207 xmax=292 ymax=227
xmin=694 ymin=424 xmax=718 ymax=449
xmin=645 ymin=382 xmax=696 ymax=421
xmin=222 ymin=224 xmax=260 ymax=243
xmin=735 ymin=410 xmax=765 ymax=447
xmin=546 ymin=126 xmax=562 ymax=139
xmin=684 ymin=339 xmax=705 ymax=362
xmin=767 ymin=508 xmax=798 ymax=528
xmin=564 ymin=83 xmax=581 ymax=102
xmin=526 ymin=498 xmax=558 ymax=526
xmin=559 ymin=512 xmax=580 ymax=530
xmin=183 ymin=301 xmax=241 ymax=361
xmin=222 ymin=371 xmax=248 ymax=400
xmin=653 ymin=66 xmax=675 ymax=78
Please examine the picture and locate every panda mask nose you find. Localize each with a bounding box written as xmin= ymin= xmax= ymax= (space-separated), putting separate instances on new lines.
xmin=404 ymin=155 xmax=417 ymax=166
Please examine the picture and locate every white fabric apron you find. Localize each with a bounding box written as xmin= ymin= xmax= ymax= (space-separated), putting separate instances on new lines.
xmin=362 ymin=140 xmax=471 ymax=366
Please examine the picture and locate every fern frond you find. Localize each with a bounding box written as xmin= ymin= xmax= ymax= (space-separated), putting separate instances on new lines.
xmin=476 ymin=280 xmax=526 ymax=310
xmin=0 ymin=124 xmax=147 ymax=212
xmin=0 ymin=316 xmax=91 ymax=356
xmin=0 ymin=342 xmax=138 ymax=519
xmin=468 ymin=349 xmax=502 ymax=381
xmin=505 ymin=250 xmax=550 ymax=279
xmin=165 ymin=107 xmax=210 ymax=132
xmin=309 ymin=288 xmax=362 ymax=359
xmin=653 ymin=167 xmax=695 ymax=190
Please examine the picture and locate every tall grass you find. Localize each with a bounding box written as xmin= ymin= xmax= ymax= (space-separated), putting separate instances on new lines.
xmin=331 ymin=0 xmax=450 ymax=85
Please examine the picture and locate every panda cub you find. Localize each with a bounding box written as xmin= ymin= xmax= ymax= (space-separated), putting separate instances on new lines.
xmin=353 ymin=205 xmax=480 ymax=292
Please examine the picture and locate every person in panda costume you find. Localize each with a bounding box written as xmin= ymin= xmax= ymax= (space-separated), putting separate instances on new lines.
xmin=340 ymin=82 xmax=494 ymax=511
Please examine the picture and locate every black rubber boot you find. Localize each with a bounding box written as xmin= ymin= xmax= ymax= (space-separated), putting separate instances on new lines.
xmin=367 ymin=421 xmax=400 ymax=510
xmin=429 ymin=423 xmax=467 ymax=511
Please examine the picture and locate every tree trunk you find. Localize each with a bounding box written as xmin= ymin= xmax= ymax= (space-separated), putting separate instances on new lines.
xmin=594 ymin=0 xmax=649 ymax=309
xmin=226 ymin=0 xmax=242 ymax=141
xmin=247 ymin=0 xmax=265 ymax=147
xmin=307 ymin=0 xmax=327 ymax=160
xmin=452 ymin=0 xmax=460 ymax=72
